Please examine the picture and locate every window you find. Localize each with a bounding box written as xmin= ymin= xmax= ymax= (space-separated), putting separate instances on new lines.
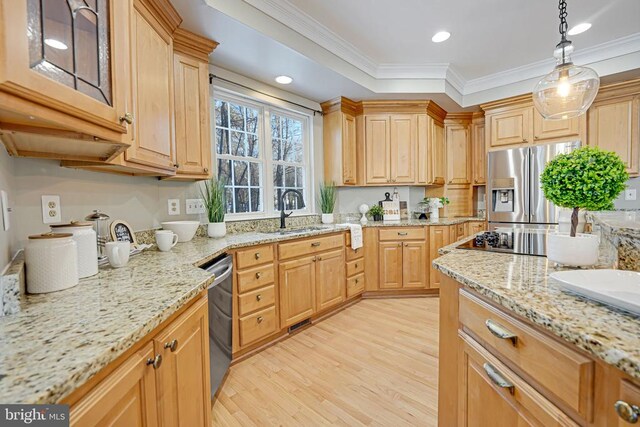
xmin=214 ymin=91 xmax=312 ymax=218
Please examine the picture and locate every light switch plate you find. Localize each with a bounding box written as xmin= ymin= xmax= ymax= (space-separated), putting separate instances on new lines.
xmin=186 ymin=199 xmax=205 ymax=215
xmin=41 ymin=195 xmax=61 ymax=224
xmin=0 ymin=190 xmax=9 ymax=231
xmin=168 ymin=199 xmax=180 ymax=216
xmin=625 ymin=189 xmax=637 ymax=201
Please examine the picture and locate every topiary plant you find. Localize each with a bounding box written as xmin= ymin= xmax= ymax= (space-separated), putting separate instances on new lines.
xmin=540 ymin=146 xmax=628 ymax=237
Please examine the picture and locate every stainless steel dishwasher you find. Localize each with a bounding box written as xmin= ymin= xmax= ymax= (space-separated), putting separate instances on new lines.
xmin=200 ymin=254 xmax=232 ymax=397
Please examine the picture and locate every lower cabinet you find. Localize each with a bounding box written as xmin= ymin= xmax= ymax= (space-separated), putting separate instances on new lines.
xmin=429 ymin=226 xmax=451 ymax=289
xmin=316 ymin=249 xmax=346 ymax=312
xmin=70 ymin=296 xmax=210 ymax=427
xmin=279 ymin=255 xmax=317 ymax=327
xmin=467 ymin=221 xmax=486 ymax=236
xmin=379 ymin=241 xmax=427 ymax=289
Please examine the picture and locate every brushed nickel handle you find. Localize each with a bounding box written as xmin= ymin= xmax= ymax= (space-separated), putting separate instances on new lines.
xmin=255 ymin=272 xmax=262 ymax=279
xmin=119 ymin=112 xmax=134 ymax=124
xmin=483 ymin=363 xmax=514 ymax=394
xmin=164 ymin=339 xmax=178 ymax=352
xmin=146 ymin=354 xmax=162 ymax=369
xmin=485 ymin=319 xmax=518 ymax=345
xmin=254 ymin=252 xmax=261 ymax=259
xmin=615 ymin=400 xmax=640 ymax=423
xmin=311 ymin=242 xmax=321 ymax=247
xmin=398 ymin=232 xmax=408 ymax=236
xmin=257 ymin=316 xmax=263 ymax=324
xmin=256 ymin=294 xmax=262 ymax=301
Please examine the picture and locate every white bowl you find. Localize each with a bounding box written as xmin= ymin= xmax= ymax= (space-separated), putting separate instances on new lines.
xmin=160 ymin=221 xmax=200 ymax=242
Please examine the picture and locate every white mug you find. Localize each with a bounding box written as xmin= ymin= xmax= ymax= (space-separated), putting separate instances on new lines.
xmin=156 ymin=230 xmax=179 ymax=252
xmin=105 ymin=241 xmax=130 ymax=268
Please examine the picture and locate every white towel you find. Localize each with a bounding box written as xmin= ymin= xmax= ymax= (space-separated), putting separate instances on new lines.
xmin=340 ymin=223 xmax=363 ymax=250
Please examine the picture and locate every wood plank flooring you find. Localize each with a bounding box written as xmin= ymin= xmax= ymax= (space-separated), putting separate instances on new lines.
xmin=212 ymin=297 xmax=439 ymax=426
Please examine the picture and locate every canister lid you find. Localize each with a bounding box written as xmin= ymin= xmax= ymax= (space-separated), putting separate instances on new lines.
xmin=50 ymin=220 xmax=93 ymax=228
xmin=85 ymin=210 xmax=110 ymax=221
xmin=28 ymin=232 xmax=73 ymax=239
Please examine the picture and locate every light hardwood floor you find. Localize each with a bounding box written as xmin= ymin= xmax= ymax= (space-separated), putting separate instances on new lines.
xmin=212 ymin=297 xmax=439 ymax=426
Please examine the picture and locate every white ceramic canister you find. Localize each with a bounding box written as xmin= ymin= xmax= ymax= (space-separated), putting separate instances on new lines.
xmin=25 ymin=233 xmax=79 ymax=294
xmin=51 ymin=221 xmax=99 ymax=278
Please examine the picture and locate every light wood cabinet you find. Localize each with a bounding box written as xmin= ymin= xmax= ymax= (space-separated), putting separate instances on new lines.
xmin=379 ymin=242 xmax=403 ymax=289
xmin=617 ymin=381 xmax=640 ymax=427
xmin=467 ymin=221 xmax=486 ymax=236
xmin=446 ymin=123 xmax=471 ymax=185
xmin=322 ymin=97 xmax=359 ymax=185
xmin=428 ymin=226 xmax=451 ymax=289
xmin=390 ymin=114 xmax=417 ymax=183
xmin=279 ymin=255 xmax=316 ymax=327
xmin=488 ymin=105 xmax=533 ymax=148
xmin=379 ymin=234 xmax=427 ymax=290
xmin=417 ymin=114 xmax=446 ymax=185
xmin=533 ymin=110 xmax=581 ymax=142
xmin=316 ymin=249 xmax=346 ymax=311
xmin=588 ymin=90 xmax=639 ymax=176
xmin=471 ymin=116 xmax=486 ymax=185
xmin=365 ymin=115 xmax=391 ymax=184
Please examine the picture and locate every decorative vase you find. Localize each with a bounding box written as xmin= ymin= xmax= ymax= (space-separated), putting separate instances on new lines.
xmin=547 ymin=232 xmax=599 ymax=267
xmin=430 ymin=208 xmax=439 ymax=221
xmin=208 ymin=222 xmax=226 ymax=238
xmin=321 ymin=213 xmax=334 ymax=224
xmin=557 ymin=210 xmax=587 ymax=234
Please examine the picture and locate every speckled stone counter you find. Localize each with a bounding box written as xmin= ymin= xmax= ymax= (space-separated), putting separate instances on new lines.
xmin=433 ymin=234 xmax=640 ymax=379
xmin=588 ymin=210 xmax=640 ymax=271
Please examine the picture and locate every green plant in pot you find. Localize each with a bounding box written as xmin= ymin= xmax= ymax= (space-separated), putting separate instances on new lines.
xmin=368 ymin=204 xmax=384 ymax=221
xmin=318 ymin=182 xmax=337 ymax=224
xmin=201 ymin=176 xmax=227 ymax=238
xmin=540 ymin=146 xmax=628 ymax=266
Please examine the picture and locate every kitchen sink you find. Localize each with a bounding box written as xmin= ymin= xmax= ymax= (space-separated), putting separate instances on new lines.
xmin=264 ymin=225 xmax=338 ymax=236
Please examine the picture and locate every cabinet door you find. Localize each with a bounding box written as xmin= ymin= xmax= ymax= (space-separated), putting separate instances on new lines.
xmin=316 ymin=249 xmax=346 ymax=312
xmin=417 ymin=114 xmax=429 ymax=184
xmin=446 ymin=124 xmax=471 ymax=184
xmin=469 ymin=221 xmax=486 ymax=236
xmin=126 ymin=1 xmax=175 ymax=170
xmin=279 ymin=255 xmax=316 ymax=327
xmin=617 ymin=380 xmax=640 ymax=427
xmin=154 ymin=297 xmax=211 ymax=427
xmin=342 ymin=113 xmax=357 ymax=184
xmin=430 ymin=119 xmax=446 ymax=185
xmin=173 ymin=53 xmax=211 ymax=178
xmin=489 ymin=107 xmax=533 ymax=148
xmin=390 ymin=114 xmax=417 ymax=183
xmin=402 ymin=241 xmax=427 ymax=288
xmin=429 ymin=226 xmax=450 ymax=289
xmin=379 ymin=242 xmax=403 ymax=289
xmin=472 ymin=122 xmax=486 ymax=185
xmin=365 ymin=115 xmax=391 ymax=184
xmin=70 ymin=343 xmax=159 ymax=427
xmin=588 ymin=95 xmax=639 ymax=176
xmin=533 ymin=111 xmax=581 ymax=142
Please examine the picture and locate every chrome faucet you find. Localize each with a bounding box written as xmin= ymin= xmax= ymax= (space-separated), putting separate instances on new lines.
xmin=279 ymin=189 xmax=305 ymax=229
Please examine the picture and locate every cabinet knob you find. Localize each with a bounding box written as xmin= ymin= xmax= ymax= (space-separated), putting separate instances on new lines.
xmin=257 ymin=316 xmax=264 ymax=324
xmin=355 ymin=263 xmax=358 ymax=268
xmin=533 ymin=136 xmax=539 ymax=140
xmin=146 ymin=354 xmax=162 ymax=369
xmin=256 ymin=294 xmax=262 ymax=301
xmin=255 ymin=272 xmax=262 ymax=279
xmin=355 ymin=278 xmax=359 ymax=284
xmin=119 ymin=113 xmax=134 ymax=125
xmin=313 ymin=256 xmax=317 ymax=262
xmin=164 ymin=339 xmax=178 ymax=352
xmin=397 ymin=243 xmax=402 ymax=247
xmin=404 ymin=243 xmax=409 ymax=247
xmin=204 ymin=167 xmax=209 ymax=173
xmin=254 ymin=252 xmax=261 ymax=259
xmin=317 ymin=257 xmax=322 ymax=261
xmin=174 ymin=163 xmax=180 ymax=169
xmin=615 ymin=400 xmax=640 ymax=424
xmin=522 ymin=138 xmax=528 ymax=143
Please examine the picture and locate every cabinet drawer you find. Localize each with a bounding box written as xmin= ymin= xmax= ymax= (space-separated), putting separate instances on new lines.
xmin=456 ymin=223 xmax=465 ymax=238
xmin=239 ymin=306 xmax=278 ymax=348
xmin=236 ymin=264 xmax=275 ymax=293
xmin=279 ymin=234 xmax=344 ymax=260
xmin=347 ymin=273 xmax=365 ymax=298
xmin=236 ymin=245 xmax=274 ymax=269
xmin=379 ymin=227 xmax=426 ymax=241
xmin=346 ymin=259 xmax=365 ymax=277
xmin=459 ymin=291 xmax=594 ymax=419
xmin=345 ymin=245 xmax=364 ymax=261
xmin=238 ymin=285 xmax=276 ymax=317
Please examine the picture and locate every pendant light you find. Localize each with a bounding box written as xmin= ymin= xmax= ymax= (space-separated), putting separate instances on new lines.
xmin=533 ymin=0 xmax=599 ymax=120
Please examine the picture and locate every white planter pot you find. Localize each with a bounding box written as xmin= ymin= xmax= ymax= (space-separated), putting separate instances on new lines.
xmin=208 ymin=222 xmax=226 ymax=238
xmin=557 ymin=210 xmax=587 ymax=234
xmin=547 ymin=232 xmax=600 ymax=267
xmin=321 ymin=213 xmax=334 ymax=224
xmin=430 ymin=208 xmax=439 ymax=221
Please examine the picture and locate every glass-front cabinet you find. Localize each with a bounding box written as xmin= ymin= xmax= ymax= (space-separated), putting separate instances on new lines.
xmin=0 ymin=0 xmax=131 ymax=145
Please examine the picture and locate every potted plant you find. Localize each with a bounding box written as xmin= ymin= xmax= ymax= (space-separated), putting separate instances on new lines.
xmin=318 ymin=182 xmax=337 ymax=224
xmin=201 ymin=176 xmax=227 ymax=238
xmin=540 ymin=146 xmax=628 ymax=266
xmin=368 ymin=204 xmax=384 ymax=221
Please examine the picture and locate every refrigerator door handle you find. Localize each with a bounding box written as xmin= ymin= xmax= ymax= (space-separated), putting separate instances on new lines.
xmin=524 ymin=149 xmax=531 ymax=223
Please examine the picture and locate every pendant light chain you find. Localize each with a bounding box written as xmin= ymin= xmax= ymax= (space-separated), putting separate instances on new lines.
xmin=558 ymin=0 xmax=569 ymax=64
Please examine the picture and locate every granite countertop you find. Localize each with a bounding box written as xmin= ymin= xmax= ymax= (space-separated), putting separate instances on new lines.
xmin=434 ymin=232 xmax=640 ymax=379
xmin=588 ymin=210 xmax=640 ymax=238
xmin=1 ymin=217 xmax=484 ymax=405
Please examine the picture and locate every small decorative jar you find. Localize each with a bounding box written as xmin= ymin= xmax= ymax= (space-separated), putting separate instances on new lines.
xmin=51 ymin=221 xmax=99 ymax=278
xmin=25 ymin=233 xmax=79 ymax=294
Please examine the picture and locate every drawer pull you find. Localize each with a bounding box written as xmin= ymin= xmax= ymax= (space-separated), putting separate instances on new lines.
xmin=355 ymin=263 xmax=358 ymax=268
xmin=485 ymin=319 xmax=518 ymax=345
xmin=254 ymin=252 xmax=261 ymax=259
xmin=255 ymin=272 xmax=262 ymax=279
xmin=257 ymin=316 xmax=264 ymax=324
xmin=483 ymin=363 xmax=514 ymax=394
xmin=615 ymin=400 xmax=640 ymax=423
xmin=311 ymin=242 xmax=321 ymax=247
xmin=146 ymin=354 xmax=162 ymax=369
xmin=398 ymin=232 xmax=408 ymax=236
xmin=256 ymin=294 xmax=262 ymax=301
xmin=164 ymin=339 xmax=178 ymax=352
xmin=355 ymin=278 xmax=359 ymax=284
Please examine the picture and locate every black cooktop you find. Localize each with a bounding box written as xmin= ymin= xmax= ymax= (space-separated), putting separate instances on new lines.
xmin=457 ymin=230 xmax=547 ymax=257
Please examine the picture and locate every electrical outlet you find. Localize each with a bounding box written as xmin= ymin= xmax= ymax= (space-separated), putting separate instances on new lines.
xmin=41 ymin=195 xmax=61 ymax=224
xmin=625 ymin=189 xmax=637 ymax=201
xmin=168 ymin=199 xmax=180 ymax=216
xmin=1 ymin=190 xmax=10 ymax=231
xmin=186 ymin=198 xmax=205 ymax=214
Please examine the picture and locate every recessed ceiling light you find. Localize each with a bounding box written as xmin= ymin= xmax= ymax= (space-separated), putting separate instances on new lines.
xmin=275 ymin=75 xmax=293 ymax=85
xmin=431 ymin=31 xmax=451 ymax=43
xmin=44 ymin=38 xmax=68 ymax=50
xmin=568 ymin=22 xmax=591 ymax=35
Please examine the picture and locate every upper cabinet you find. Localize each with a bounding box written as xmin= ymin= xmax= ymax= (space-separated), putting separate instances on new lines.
xmin=321 ymin=97 xmax=359 ymax=185
xmin=444 ymin=114 xmax=471 ymax=185
xmin=488 ymin=105 xmax=533 ymax=147
xmin=389 ymin=114 xmax=417 ymax=183
xmin=587 ymin=80 xmax=640 ymax=177
xmin=364 ymin=114 xmax=391 ymax=184
xmin=0 ymin=0 xmax=132 ymax=161
xmin=471 ymin=114 xmax=486 ymax=185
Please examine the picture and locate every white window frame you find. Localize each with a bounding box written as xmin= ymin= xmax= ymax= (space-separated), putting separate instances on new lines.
xmin=212 ymin=87 xmax=314 ymax=221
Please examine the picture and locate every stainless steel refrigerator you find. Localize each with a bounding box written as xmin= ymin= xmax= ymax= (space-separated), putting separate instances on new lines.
xmin=487 ymin=141 xmax=581 ymax=228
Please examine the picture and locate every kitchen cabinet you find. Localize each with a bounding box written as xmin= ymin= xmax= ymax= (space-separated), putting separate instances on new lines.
xmin=617 ymin=381 xmax=640 ymax=427
xmin=345 ymin=232 xmax=365 ymax=298
xmin=0 ymin=0 xmax=131 ymax=161
xmin=417 ymin=114 xmax=446 ymax=185
xmin=378 ymin=228 xmax=428 ymax=289
xmin=365 ymin=115 xmax=392 ymax=184
xmin=588 ymin=81 xmax=640 ymax=176
xmin=428 ymin=226 xmax=451 ymax=289
xmin=279 ymin=255 xmax=316 ymax=327
xmin=379 ymin=242 xmax=403 ymax=289
xmin=316 ymin=249 xmax=346 ymax=311
xmin=488 ymin=105 xmax=533 ymax=148
xmin=390 ymin=114 xmax=417 ymax=183
xmin=467 ymin=221 xmax=486 ymax=236
xmin=471 ymin=115 xmax=486 ymax=185
xmin=446 ymin=122 xmax=471 ymax=185
xmin=322 ymin=97 xmax=359 ymax=185
xmin=533 ymin=110 xmax=581 ymax=142
xmin=70 ymin=295 xmax=210 ymax=427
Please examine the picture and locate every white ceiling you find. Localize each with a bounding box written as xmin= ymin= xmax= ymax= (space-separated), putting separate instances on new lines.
xmin=172 ymin=0 xmax=640 ymax=109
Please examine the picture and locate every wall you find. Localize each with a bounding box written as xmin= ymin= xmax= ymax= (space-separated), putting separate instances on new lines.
xmin=0 ymin=146 xmax=15 ymax=269
xmin=335 ymin=186 xmax=427 ymax=216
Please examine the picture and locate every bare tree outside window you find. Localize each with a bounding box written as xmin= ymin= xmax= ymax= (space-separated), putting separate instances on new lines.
xmin=272 ymin=114 xmax=305 ymax=210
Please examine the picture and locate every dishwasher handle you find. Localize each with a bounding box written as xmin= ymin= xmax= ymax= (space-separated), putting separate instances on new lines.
xmin=205 ymin=256 xmax=233 ymax=288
